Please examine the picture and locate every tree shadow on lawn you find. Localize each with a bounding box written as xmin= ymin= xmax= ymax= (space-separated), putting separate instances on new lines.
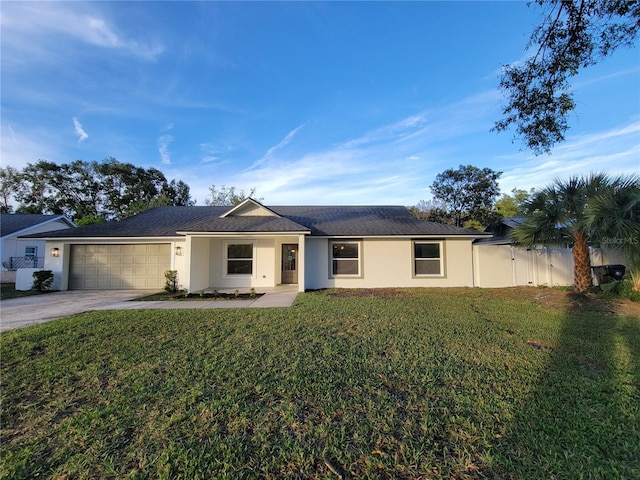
xmin=492 ymin=293 xmax=640 ymax=479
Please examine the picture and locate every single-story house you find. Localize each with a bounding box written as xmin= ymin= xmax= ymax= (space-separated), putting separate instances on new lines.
xmin=23 ymin=198 xmax=490 ymax=292
xmin=1 ymin=213 xmax=75 ymax=282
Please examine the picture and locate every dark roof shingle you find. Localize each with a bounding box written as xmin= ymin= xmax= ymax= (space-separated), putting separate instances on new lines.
xmin=23 ymin=205 xmax=488 ymax=238
xmin=1 ymin=214 xmax=74 ymax=237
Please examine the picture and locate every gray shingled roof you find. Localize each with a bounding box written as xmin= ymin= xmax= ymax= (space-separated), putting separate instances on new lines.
xmin=23 ymin=205 xmax=489 ymax=238
xmin=1 ymin=214 xmax=74 ymax=237
xmin=271 ymin=206 xmax=484 ymax=236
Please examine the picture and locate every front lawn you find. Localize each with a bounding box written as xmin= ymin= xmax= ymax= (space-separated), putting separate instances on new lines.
xmin=1 ymin=288 xmax=639 ymax=479
xmin=0 ymin=283 xmax=49 ymax=301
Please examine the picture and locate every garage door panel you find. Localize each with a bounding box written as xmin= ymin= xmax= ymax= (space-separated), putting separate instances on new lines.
xmin=70 ymin=244 xmax=171 ymax=290
xmin=97 ymin=266 xmax=110 ymax=276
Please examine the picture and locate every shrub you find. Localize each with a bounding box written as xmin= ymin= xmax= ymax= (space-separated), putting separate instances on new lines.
xmin=600 ymin=279 xmax=640 ymax=302
xmin=32 ymin=270 xmax=54 ymax=292
xmin=164 ymin=270 xmax=179 ymax=293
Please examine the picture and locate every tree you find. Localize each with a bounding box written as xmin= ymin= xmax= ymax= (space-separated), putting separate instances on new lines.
xmin=13 ymin=160 xmax=61 ymax=214
xmin=57 ymin=160 xmax=103 ymax=219
xmin=8 ymin=158 xmax=193 ymax=220
xmin=205 ymin=185 xmax=262 ymax=206
xmin=583 ymin=175 xmax=640 ymax=290
xmin=96 ymin=159 xmax=168 ymax=219
xmin=430 ymin=165 xmax=502 ymax=228
xmin=163 ymin=179 xmax=194 ymax=207
xmin=510 ymin=173 xmax=636 ymax=293
xmin=10 ymin=160 xmax=102 ymax=218
xmin=494 ymin=1 xmax=640 ymax=154
xmin=495 ymin=188 xmax=533 ymax=218
xmin=0 ymin=165 xmax=20 ymax=213
xmin=75 ymin=214 xmax=107 ymax=227
xmin=94 ymin=158 xmax=192 ymax=219
xmin=409 ymin=199 xmax=450 ymax=223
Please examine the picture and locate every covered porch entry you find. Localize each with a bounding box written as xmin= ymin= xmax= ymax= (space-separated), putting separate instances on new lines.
xmin=184 ymin=234 xmax=306 ymax=293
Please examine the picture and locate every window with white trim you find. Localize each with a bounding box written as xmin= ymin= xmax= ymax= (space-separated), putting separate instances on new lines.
xmin=331 ymin=241 xmax=360 ymax=276
xmin=413 ymin=241 xmax=443 ymax=276
xmin=226 ymin=243 xmax=253 ymax=275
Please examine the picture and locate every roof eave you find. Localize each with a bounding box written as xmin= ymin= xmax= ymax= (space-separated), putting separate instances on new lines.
xmin=2 ymin=215 xmax=76 ymax=239
xmin=18 ymin=235 xmax=185 ymax=241
xmin=177 ymin=230 xmax=311 ymax=236
xmin=310 ymin=233 xmax=493 ymax=239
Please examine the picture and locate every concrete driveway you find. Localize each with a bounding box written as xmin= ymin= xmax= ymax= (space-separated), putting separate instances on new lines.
xmin=0 ymin=290 xmax=158 ymax=332
xmin=0 ymin=287 xmax=299 ymax=332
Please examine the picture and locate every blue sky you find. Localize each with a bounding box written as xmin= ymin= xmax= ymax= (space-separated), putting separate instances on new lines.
xmin=2 ymin=1 xmax=638 ymax=206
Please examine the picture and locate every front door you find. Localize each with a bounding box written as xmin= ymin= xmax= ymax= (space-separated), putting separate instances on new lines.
xmin=281 ymin=244 xmax=298 ymax=284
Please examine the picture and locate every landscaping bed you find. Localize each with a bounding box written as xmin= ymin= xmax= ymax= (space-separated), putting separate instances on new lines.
xmin=134 ymin=290 xmax=264 ymax=301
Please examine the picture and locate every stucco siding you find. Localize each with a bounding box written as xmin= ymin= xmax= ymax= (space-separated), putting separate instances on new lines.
xmin=189 ymin=237 xmax=211 ymax=292
xmin=305 ymin=237 xmax=475 ymax=290
xmin=206 ymin=237 xmax=277 ymax=289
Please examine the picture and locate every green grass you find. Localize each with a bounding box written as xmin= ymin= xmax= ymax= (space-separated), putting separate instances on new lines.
xmin=0 ymin=283 xmax=49 ymax=300
xmin=1 ymin=288 xmax=639 ymax=479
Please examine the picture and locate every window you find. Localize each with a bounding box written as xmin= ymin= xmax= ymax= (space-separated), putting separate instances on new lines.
xmin=25 ymin=246 xmax=37 ymax=258
xmin=331 ymin=241 xmax=360 ymax=276
xmin=414 ymin=241 xmax=443 ymax=276
xmin=227 ymin=243 xmax=253 ymax=275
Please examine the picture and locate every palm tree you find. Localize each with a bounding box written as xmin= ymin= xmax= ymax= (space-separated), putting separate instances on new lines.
xmin=584 ymin=175 xmax=640 ymax=291
xmin=510 ymin=173 xmax=637 ymax=294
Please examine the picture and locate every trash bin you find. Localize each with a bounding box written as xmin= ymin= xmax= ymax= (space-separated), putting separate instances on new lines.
xmin=591 ymin=264 xmax=626 ymax=285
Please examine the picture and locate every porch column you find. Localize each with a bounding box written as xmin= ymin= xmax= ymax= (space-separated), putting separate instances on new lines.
xmin=183 ymin=235 xmax=192 ymax=292
xmin=297 ymin=234 xmax=306 ymax=292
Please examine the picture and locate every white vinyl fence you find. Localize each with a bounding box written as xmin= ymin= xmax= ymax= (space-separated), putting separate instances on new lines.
xmin=473 ymin=245 xmax=625 ymax=288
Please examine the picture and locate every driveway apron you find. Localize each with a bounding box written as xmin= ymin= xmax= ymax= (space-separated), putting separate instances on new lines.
xmin=0 ymin=290 xmax=158 ymax=332
xmin=1 ymin=288 xmax=298 ymax=332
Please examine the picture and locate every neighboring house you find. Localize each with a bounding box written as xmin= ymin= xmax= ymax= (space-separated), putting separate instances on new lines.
xmin=473 ymin=217 xmax=627 ymax=288
xmin=1 ymin=214 xmax=75 ymax=282
xmin=22 ymin=198 xmax=490 ymax=292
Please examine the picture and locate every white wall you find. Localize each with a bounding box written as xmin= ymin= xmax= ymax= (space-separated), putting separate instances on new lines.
xmin=304 ymin=237 xmax=476 ymax=290
xmin=206 ymin=237 xmax=278 ymax=289
xmin=188 ymin=237 xmax=211 ymax=292
xmin=2 ymin=238 xmax=46 ymax=267
xmin=180 ymin=235 xmax=305 ymax=290
xmin=43 ymin=241 xmax=68 ymax=290
xmin=1 ymin=219 xmax=73 ymax=271
xmin=15 ymin=268 xmax=42 ymax=290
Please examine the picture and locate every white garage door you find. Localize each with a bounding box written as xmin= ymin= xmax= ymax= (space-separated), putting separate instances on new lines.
xmin=70 ymin=244 xmax=171 ymax=289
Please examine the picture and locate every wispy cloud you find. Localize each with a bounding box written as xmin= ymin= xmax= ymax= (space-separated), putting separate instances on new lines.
xmin=73 ymin=117 xmax=88 ymax=143
xmin=499 ymin=120 xmax=640 ymax=193
xmin=157 ymin=123 xmax=174 ymax=165
xmin=265 ymin=124 xmax=306 ymax=158
xmin=0 ymin=2 xmax=163 ymax=68
xmin=7 ymin=125 xmax=17 ymax=144
xmin=229 ymin=90 xmax=639 ymax=205
xmin=247 ymin=123 xmax=307 ymax=170
xmin=199 ymin=143 xmax=225 ymax=165
xmin=233 ymin=114 xmax=442 ymax=205
xmin=158 ymin=136 xmax=173 ymax=165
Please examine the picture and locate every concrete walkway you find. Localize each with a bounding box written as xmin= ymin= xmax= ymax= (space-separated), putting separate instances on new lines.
xmin=0 ymin=286 xmax=299 ymax=332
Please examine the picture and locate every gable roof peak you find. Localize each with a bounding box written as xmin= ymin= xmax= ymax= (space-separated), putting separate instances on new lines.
xmin=220 ymin=198 xmax=281 ymax=218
